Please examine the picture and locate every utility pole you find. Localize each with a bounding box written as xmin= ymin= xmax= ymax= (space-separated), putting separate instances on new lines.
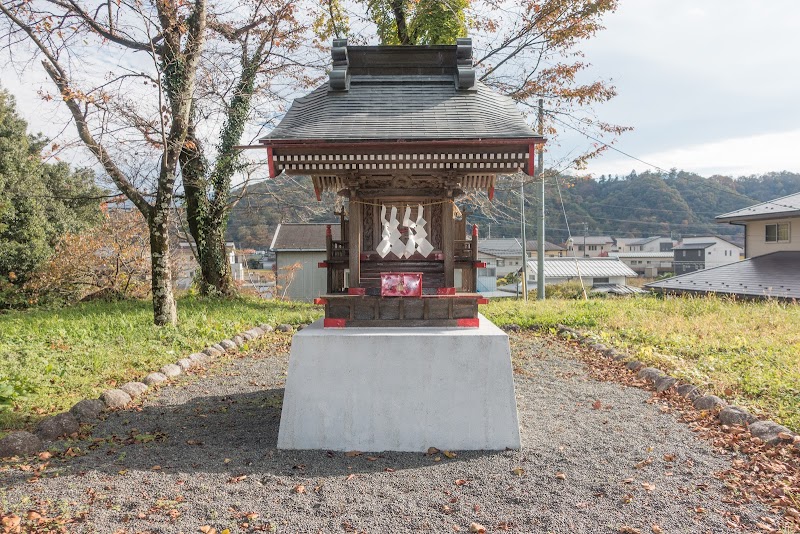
xmin=583 ymin=222 xmax=588 ymax=257
xmin=536 ymin=98 xmax=545 ymax=300
xmin=520 ymin=173 xmax=528 ymax=301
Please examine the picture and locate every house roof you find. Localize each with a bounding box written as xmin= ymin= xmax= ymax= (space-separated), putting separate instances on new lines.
xmin=566 ymin=236 xmax=614 ymax=246
xmin=591 ymin=284 xmax=649 ymax=295
xmin=645 ymin=251 xmax=800 ymax=300
xmin=478 ymin=238 xmax=523 ymax=258
xmin=673 ymin=242 xmax=716 ymax=250
xmin=716 ymin=191 xmax=800 ymax=222
xmin=610 ymin=252 xmax=674 ymax=259
xmin=624 ymin=236 xmax=666 ymax=246
xmin=261 ymin=42 xmax=537 ymax=143
xmin=269 ymin=223 xmax=340 ymax=252
xmin=526 ymin=240 xmax=566 ymax=252
xmin=526 ymin=257 xmax=637 ymax=279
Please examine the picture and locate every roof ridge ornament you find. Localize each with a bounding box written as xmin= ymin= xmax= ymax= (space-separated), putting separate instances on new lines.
xmin=456 ymin=37 xmax=476 ymax=90
xmin=330 ymin=38 xmax=350 ymax=91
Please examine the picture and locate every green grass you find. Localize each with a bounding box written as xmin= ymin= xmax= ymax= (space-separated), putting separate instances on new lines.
xmin=483 ymin=295 xmax=800 ymax=431
xmin=0 ymin=296 xmax=321 ymax=434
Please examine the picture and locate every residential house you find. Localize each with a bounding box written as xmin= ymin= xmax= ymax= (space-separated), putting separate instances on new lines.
xmin=646 ymin=192 xmax=800 ymax=299
xmin=477 ymin=238 xmax=526 ymax=277
xmin=565 ymin=236 xmax=614 ymax=257
xmin=526 ymin=240 xmax=566 ymax=257
xmin=622 ymin=236 xmax=674 ymax=253
xmin=525 ymin=257 xmax=637 ymax=287
xmin=609 ymin=252 xmax=673 ymax=276
xmin=270 ymin=223 xmax=340 ymax=301
xmin=672 ymin=236 xmax=742 ymax=275
xmin=715 ymin=191 xmax=800 ymax=258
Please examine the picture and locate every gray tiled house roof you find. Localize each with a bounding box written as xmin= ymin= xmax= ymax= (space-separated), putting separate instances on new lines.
xmin=261 ymin=43 xmax=536 ymax=143
xmin=716 ymin=192 xmax=800 ymax=222
xmin=269 ymin=223 xmax=341 ymax=252
xmin=645 ymin=251 xmax=800 ymax=300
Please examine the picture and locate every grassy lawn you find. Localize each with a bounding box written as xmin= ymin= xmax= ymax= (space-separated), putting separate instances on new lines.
xmin=483 ymin=295 xmax=800 ymax=431
xmin=0 ymin=296 xmax=321 ymax=434
xmin=2 ymin=294 xmax=798 ymax=436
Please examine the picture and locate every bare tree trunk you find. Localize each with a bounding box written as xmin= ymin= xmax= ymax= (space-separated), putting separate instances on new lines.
xmin=149 ymin=211 xmax=177 ymax=326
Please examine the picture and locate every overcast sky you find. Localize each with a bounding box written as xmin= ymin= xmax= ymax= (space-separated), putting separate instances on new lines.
xmin=561 ymin=0 xmax=800 ymax=178
xmin=3 ymin=0 xmax=800 ymax=180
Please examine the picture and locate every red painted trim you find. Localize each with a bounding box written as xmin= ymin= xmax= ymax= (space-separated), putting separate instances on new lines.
xmin=472 ymin=224 xmax=479 ymax=238
xmin=477 ymin=298 xmax=489 ymax=305
xmin=266 ymin=146 xmax=276 ymax=178
xmin=313 ymin=298 xmax=328 ymax=305
xmin=326 ymin=225 xmax=332 ymax=237
xmin=260 ymin=138 xmax=545 ymax=150
xmin=314 ymin=185 xmax=321 ymax=201
xmin=457 ymin=318 xmax=480 ymax=328
xmin=317 ymin=262 xmax=328 ymax=268
xmin=324 ymin=318 xmax=347 ymax=328
xmin=488 ymin=185 xmax=495 ymax=200
xmin=474 ymin=261 xmax=487 ymax=268
xmin=348 ymin=288 xmax=366 ymax=295
xmin=437 ymin=287 xmax=456 ymax=295
xmin=527 ymin=143 xmax=535 ymax=176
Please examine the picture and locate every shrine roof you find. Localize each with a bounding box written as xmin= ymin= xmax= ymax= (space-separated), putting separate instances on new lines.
xmin=261 ymin=40 xmax=539 ymax=144
xmin=270 ymin=223 xmax=341 ymax=252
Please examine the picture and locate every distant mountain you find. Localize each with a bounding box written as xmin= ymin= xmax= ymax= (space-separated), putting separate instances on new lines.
xmin=225 ymin=170 xmax=800 ymax=249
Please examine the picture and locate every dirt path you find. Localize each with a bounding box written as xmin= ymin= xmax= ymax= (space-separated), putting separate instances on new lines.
xmin=0 ymin=333 xmax=776 ymax=533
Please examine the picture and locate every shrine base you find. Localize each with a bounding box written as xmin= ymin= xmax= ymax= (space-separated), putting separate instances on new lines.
xmin=277 ymin=315 xmax=521 ymax=452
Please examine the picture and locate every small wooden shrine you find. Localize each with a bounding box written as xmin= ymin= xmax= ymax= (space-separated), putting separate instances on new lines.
xmin=260 ymin=38 xmax=544 ymax=327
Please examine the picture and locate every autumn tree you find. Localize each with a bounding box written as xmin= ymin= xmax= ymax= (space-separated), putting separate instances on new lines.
xmin=0 ymin=0 xmax=208 ymax=325
xmin=179 ymin=0 xmax=317 ymax=296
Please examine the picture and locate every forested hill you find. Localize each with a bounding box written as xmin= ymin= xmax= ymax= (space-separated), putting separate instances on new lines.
xmin=225 ymin=170 xmax=800 ymax=249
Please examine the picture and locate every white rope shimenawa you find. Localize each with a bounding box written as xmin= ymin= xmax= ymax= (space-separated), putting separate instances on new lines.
xmin=376 ymin=204 xmax=432 ymax=258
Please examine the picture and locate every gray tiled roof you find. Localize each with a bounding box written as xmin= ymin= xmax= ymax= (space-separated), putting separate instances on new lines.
xmin=646 ymin=251 xmax=800 ymax=300
xmin=624 ymin=236 xmax=663 ymax=246
xmin=269 ymin=223 xmax=341 ymax=251
xmin=716 ymin=192 xmax=800 ymax=222
xmin=673 ymin=242 xmax=715 ymax=250
xmin=262 ymin=77 xmax=535 ymax=142
xmin=566 ymin=236 xmax=614 ymax=246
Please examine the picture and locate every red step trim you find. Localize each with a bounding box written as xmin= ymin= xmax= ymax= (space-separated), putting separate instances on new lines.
xmin=324 ymin=318 xmax=347 ymax=328
xmin=313 ymin=298 xmax=328 ymax=305
xmin=456 ymin=318 xmax=480 ymax=328
xmin=437 ymin=287 xmax=456 ymax=295
xmin=348 ymin=288 xmax=366 ymax=295
xmin=474 ymin=261 xmax=487 ymax=268
xmin=318 ymin=261 xmax=328 ymax=268
xmin=477 ymin=298 xmax=489 ymax=305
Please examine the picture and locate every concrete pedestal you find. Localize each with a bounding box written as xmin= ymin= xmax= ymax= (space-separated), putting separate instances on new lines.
xmin=277 ymin=315 xmax=521 ymax=452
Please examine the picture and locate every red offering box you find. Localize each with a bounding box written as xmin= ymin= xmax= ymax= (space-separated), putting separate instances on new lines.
xmin=380 ymin=272 xmax=423 ymax=297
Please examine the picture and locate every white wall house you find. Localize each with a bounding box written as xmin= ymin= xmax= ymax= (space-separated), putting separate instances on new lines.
xmin=622 ymin=236 xmax=674 ymax=253
xmin=679 ymin=236 xmax=742 ymax=269
xmin=565 ymin=236 xmax=615 ymax=257
xmin=525 ymin=257 xmax=637 ymax=287
xmin=477 ymin=238 xmax=526 ymax=277
xmin=270 ymin=223 xmax=340 ymax=301
xmin=716 ymin=192 xmax=800 ymax=258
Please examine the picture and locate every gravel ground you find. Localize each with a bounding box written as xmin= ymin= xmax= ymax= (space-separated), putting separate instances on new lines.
xmin=0 ymin=333 xmax=776 ymax=533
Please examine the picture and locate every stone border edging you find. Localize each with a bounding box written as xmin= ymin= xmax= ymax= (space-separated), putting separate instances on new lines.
xmin=552 ymin=324 xmax=800 ymax=450
xmin=0 ymin=322 xmax=296 ymax=459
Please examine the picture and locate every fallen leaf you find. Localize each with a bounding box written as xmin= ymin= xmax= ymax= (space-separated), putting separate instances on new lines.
xmin=1 ymin=514 xmax=21 ymax=528
xmin=695 ymin=507 xmax=706 ymax=514
xmin=220 ymin=530 xmax=230 ymax=534
xmin=345 ymin=474 xmax=356 ymax=481
xmin=443 ymin=450 xmax=457 ymax=459
xmin=345 ymin=450 xmax=362 ymax=457
xmin=199 ymin=526 xmax=215 ymax=534
xmin=641 ymin=482 xmax=655 ymax=491
xmin=186 ymin=439 xmax=203 ymax=446
xmin=651 ymin=525 xmax=664 ymax=534
xmin=427 ymin=447 xmax=441 ymax=455
xmin=245 ymin=512 xmax=259 ymax=520
xmin=151 ymin=465 xmax=162 ymax=471
xmin=555 ymin=472 xmax=566 ymax=480
xmin=228 ymin=475 xmax=247 ymax=484
xmin=455 ymin=479 xmax=468 ymax=486
xmin=26 ymin=511 xmax=42 ymax=520
xmin=623 ymin=478 xmax=634 ymax=484
xmin=366 ymin=456 xmax=379 ymax=461
xmin=384 ymin=467 xmax=395 ymax=473
xmin=777 ymin=431 xmax=793 ymax=440
xmin=469 ymin=522 xmax=486 ymax=533
xmin=635 ymin=457 xmax=653 ymax=469
xmin=511 ymin=467 xmax=525 ymax=476
xmin=292 ymin=484 xmax=306 ymax=494
xmin=38 ymin=451 xmax=52 ymax=460
xmin=592 ymin=400 xmax=602 ymax=410
xmin=662 ymin=454 xmax=675 ymax=462
xmin=619 ymin=527 xmax=641 ymax=534
xmin=442 ymin=505 xmax=453 ymax=514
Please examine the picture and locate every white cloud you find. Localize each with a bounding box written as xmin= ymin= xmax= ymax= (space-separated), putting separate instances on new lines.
xmin=587 ymin=129 xmax=800 ymax=178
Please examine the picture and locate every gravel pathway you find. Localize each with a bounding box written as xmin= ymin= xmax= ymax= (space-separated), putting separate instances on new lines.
xmin=0 ymin=333 xmax=775 ymax=533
